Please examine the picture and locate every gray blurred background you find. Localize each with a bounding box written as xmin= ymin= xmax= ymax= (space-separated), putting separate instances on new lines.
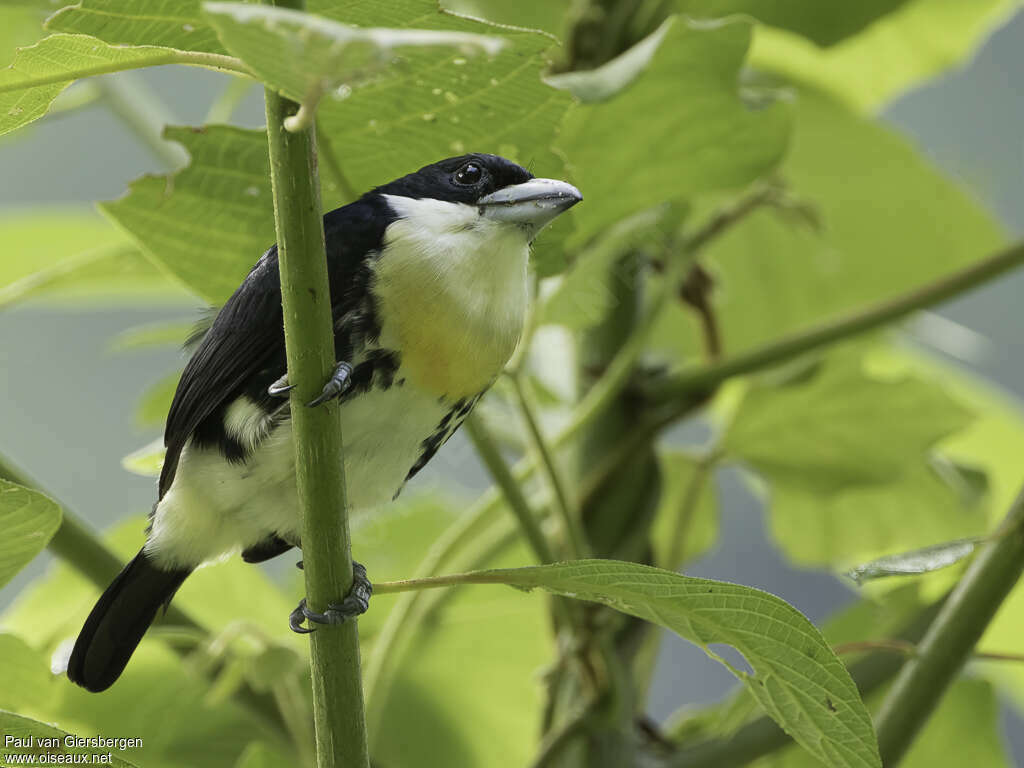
xmin=2 ymin=9 xmax=1023 ymax=763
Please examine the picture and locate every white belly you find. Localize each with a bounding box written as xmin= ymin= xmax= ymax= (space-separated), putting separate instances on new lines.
xmin=145 ymin=383 xmax=450 ymax=569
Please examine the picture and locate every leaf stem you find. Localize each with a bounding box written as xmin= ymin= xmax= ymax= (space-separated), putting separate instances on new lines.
xmin=646 ymin=241 xmax=1024 ymax=404
xmin=874 ymin=483 xmax=1024 ymax=765
xmin=0 ymin=46 xmax=251 ymax=95
xmin=465 ymin=413 xmax=556 ymax=564
xmin=512 ymin=374 xmax=587 ymax=558
xmin=263 ymin=21 xmax=369 ymax=767
xmin=96 ymin=72 xmax=188 ymax=169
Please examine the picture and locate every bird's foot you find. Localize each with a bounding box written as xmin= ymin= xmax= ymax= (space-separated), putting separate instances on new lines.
xmin=289 ymin=561 xmax=372 ymax=634
xmin=307 ymin=361 xmax=354 ymax=408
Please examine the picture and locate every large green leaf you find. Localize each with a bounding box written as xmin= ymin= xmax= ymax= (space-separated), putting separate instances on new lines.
xmin=0 ymin=711 xmax=140 ymax=768
xmin=650 ymin=86 xmax=1005 ymax=364
xmin=310 ymin=2 xmax=573 ymax=221
xmin=401 ymin=559 xmax=881 ymax=768
xmin=0 ymin=480 xmax=61 ymax=590
xmin=47 ymin=0 xmax=229 ymax=53
xmin=724 ymin=354 xmax=972 ymax=491
xmin=750 ymin=0 xmax=1017 ymax=112
xmin=0 ymin=634 xmax=56 ymax=711
xmin=679 ymin=0 xmax=912 ymax=47
xmin=760 ymin=677 xmax=1011 ymax=768
xmin=0 ymin=34 xmax=204 ymax=136
xmin=554 ymin=16 xmax=791 ymax=248
xmin=204 ymin=3 xmax=503 ymax=130
xmin=372 ymin=541 xmax=549 ymax=768
xmin=0 ymin=208 xmax=183 ymax=309
xmin=101 ymin=125 xmax=275 ymax=303
xmin=722 ymin=350 xmax=987 ymax=567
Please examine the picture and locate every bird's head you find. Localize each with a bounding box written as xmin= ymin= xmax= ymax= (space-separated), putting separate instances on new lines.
xmin=374 ymin=153 xmax=581 ymax=242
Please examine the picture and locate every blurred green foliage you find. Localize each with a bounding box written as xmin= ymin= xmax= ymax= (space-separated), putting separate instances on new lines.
xmin=2 ymin=1 xmax=1024 ymax=767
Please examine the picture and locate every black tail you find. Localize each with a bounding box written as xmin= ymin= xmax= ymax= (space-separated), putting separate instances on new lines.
xmin=68 ymin=548 xmax=191 ymax=692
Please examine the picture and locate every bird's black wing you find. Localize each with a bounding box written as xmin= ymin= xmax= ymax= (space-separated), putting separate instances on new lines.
xmin=157 ymin=198 xmax=394 ymax=499
xmin=159 ymin=250 xmax=287 ymax=498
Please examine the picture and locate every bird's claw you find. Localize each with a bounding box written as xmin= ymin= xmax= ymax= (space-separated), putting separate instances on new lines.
xmin=307 ymin=361 xmax=354 ymax=408
xmin=267 ymin=373 xmax=294 ymax=398
xmin=289 ymin=562 xmax=372 ymax=634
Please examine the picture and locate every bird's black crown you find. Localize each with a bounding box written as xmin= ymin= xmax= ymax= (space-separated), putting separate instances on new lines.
xmin=372 ymin=153 xmax=533 ymax=206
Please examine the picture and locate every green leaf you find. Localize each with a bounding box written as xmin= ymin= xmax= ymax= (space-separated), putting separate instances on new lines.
xmin=109 ymin=319 xmax=194 ymax=352
xmin=47 ymin=0 xmax=229 ymax=54
xmin=650 ymin=87 xmax=1005 ymax=366
xmin=0 ymin=634 xmax=57 ymax=711
xmin=765 ymin=678 xmax=1011 ymax=768
xmin=234 ymin=742 xmax=295 ymax=768
xmin=204 ymin=3 xmax=503 ymax=130
xmin=0 ymin=34 xmax=202 ymax=136
xmin=846 ymin=538 xmax=978 ymax=585
xmin=0 ymin=711 xmax=140 ymax=768
xmin=650 ymin=450 xmax=718 ymax=570
xmin=310 ymin=3 xmax=574 ymax=242
xmin=555 ymin=16 xmax=791 ymax=248
xmin=0 ymin=480 xmax=61 ymax=590
xmin=0 ymin=208 xmax=181 ymax=309
xmin=101 ymin=125 xmax=275 ymax=303
xmin=136 ymin=371 xmax=181 ymax=429
xmin=724 ymin=354 xmax=973 ymax=490
xmin=723 ymin=350 xmax=988 ymax=567
xmin=679 ymin=0 xmax=912 ymax=47
xmin=750 ymin=0 xmax=1017 ymax=112
xmin=121 ymin=439 xmax=165 ymax=477
xmin=425 ymin=560 xmax=881 ymax=768
xmin=372 ymin=541 xmax=549 ymax=768
xmin=540 ymin=204 xmax=682 ymax=330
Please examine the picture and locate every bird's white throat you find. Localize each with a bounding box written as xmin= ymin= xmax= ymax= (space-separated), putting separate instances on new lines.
xmin=373 ymin=195 xmax=530 ymax=399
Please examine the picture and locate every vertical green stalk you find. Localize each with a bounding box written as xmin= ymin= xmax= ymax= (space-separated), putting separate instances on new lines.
xmin=874 ymin=485 xmax=1024 ymax=765
xmin=262 ymin=18 xmax=369 ymax=766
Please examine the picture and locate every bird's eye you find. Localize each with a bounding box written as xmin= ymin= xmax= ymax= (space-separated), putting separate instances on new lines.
xmin=454 ymin=163 xmax=482 ymax=185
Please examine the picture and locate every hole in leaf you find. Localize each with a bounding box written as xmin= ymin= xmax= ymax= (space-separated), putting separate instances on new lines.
xmin=708 ymin=643 xmax=754 ymax=676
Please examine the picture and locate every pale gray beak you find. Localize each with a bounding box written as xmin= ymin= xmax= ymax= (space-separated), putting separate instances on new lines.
xmin=478 ymin=178 xmax=582 ymax=235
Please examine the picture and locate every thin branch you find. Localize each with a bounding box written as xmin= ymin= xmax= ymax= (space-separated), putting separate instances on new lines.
xmin=512 ymin=374 xmax=587 ymax=559
xmin=263 ymin=30 xmax=369 ymax=768
xmin=833 ymin=639 xmax=1024 ymax=664
xmin=645 ymin=241 xmax=1024 ymax=405
xmin=97 ymin=72 xmax=188 ymax=169
xmin=205 ymin=75 xmax=255 ymax=124
xmin=875 ymin=483 xmax=1024 ymax=765
xmin=465 ymin=413 xmax=556 ymax=564
xmin=315 ymin=120 xmax=358 ymax=204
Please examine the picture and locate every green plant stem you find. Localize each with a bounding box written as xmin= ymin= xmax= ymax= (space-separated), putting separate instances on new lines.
xmin=646 ymin=241 xmax=1024 ymax=404
xmin=97 ymin=72 xmax=188 ymax=169
xmin=512 ymin=374 xmax=588 ymax=558
xmin=874 ymin=485 xmax=1024 ymax=766
xmin=465 ymin=413 xmax=556 ymax=564
xmin=263 ymin=52 xmax=369 ymax=768
xmin=205 ymin=75 xmax=254 ymax=123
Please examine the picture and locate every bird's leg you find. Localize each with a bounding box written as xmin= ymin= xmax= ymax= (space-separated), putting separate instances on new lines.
xmin=289 ymin=561 xmax=372 ymax=634
xmin=267 ymin=373 xmax=294 ymax=398
xmin=307 ymin=360 xmax=354 ymax=407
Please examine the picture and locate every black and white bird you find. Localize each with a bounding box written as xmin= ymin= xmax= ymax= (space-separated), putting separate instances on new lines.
xmin=68 ymin=154 xmax=581 ymax=692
